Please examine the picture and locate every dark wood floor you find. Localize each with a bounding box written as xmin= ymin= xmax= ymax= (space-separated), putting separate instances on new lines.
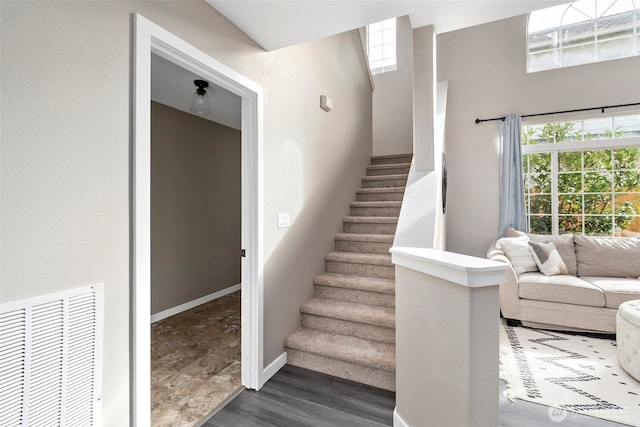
xmin=203 ymin=364 xmax=626 ymax=427
xmin=203 ymin=364 xmax=394 ymax=427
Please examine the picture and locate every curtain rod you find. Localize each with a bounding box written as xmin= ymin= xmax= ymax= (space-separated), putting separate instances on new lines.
xmin=474 ymin=101 xmax=640 ymax=124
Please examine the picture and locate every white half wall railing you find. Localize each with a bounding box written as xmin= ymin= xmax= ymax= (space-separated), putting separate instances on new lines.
xmin=390 ymin=247 xmax=507 ymax=427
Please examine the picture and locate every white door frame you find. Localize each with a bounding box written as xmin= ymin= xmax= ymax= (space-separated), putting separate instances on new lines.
xmin=133 ymin=14 xmax=263 ymax=427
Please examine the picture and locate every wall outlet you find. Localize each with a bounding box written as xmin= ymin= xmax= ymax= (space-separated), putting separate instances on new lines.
xmin=277 ymin=212 xmax=290 ymax=229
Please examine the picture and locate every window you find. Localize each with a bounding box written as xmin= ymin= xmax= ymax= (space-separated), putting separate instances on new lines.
xmin=528 ymin=0 xmax=640 ymax=72
xmin=367 ymin=18 xmax=396 ymax=75
xmin=522 ymin=113 xmax=640 ymax=236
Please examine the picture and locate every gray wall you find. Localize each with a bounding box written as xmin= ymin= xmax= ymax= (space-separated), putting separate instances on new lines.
xmin=438 ymin=14 xmax=640 ymax=257
xmin=151 ymin=101 xmax=241 ymax=315
xmin=1 ymin=1 xmax=372 ymax=424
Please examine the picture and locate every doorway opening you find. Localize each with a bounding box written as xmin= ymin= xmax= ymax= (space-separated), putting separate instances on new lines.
xmin=133 ymin=14 xmax=264 ymax=427
xmin=149 ymin=52 xmax=244 ymax=424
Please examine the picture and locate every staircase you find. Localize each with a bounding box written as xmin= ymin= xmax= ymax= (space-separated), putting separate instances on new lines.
xmin=284 ymin=153 xmax=412 ymax=391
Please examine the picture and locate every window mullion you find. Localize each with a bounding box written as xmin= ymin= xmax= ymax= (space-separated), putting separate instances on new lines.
xmin=552 ymin=151 xmax=559 ymax=235
xmin=581 ymin=151 xmax=586 ymax=235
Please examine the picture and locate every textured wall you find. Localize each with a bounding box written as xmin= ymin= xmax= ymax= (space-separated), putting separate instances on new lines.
xmin=437 ymin=14 xmax=640 ymax=257
xmin=1 ymin=1 xmax=372 ymax=424
xmin=151 ymin=102 xmax=241 ymax=314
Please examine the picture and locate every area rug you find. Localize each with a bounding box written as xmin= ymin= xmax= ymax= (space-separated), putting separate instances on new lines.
xmin=499 ymin=320 xmax=640 ymax=426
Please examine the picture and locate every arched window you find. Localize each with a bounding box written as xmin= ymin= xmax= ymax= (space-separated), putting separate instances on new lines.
xmin=528 ymin=0 xmax=639 ymax=72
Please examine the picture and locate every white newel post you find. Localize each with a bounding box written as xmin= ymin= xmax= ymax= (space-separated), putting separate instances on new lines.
xmin=390 ymin=247 xmax=507 ymax=427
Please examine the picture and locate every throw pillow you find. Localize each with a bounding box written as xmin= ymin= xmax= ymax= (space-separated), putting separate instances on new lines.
xmin=574 ymin=234 xmax=640 ymax=278
xmin=528 ymin=241 xmax=568 ymax=276
xmin=529 ymin=233 xmax=577 ymax=276
xmin=505 ymin=227 xmax=526 ymax=238
xmin=498 ymin=236 xmax=539 ymax=275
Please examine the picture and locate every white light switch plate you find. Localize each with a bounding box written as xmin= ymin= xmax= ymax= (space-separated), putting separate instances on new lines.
xmin=277 ymin=212 xmax=290 ymax=229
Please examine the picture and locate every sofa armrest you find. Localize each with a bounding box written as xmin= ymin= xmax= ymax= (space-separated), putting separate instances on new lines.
xmin=487 ymin=241 xmax=521 ymax=320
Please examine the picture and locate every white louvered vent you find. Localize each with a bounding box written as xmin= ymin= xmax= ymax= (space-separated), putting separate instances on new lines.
xmin=0 ymin=284 xmax=103 ymax=427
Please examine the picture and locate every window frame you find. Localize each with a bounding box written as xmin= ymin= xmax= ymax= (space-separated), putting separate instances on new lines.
xmin=367 ymin=18 xmax=397 ymax=75
xmin=522 ymin=114 xmax=640 ymax=236
xmin=527 ymin=0 xmax=640 ymax=73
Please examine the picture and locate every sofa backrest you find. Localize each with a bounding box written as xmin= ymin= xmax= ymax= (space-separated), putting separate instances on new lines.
xmin=575 ymin=234 xmax=640 ymax=278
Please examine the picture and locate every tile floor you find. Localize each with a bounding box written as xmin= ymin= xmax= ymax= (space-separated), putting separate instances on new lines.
xmin=151 ymin=291 xmax=241 ymax=427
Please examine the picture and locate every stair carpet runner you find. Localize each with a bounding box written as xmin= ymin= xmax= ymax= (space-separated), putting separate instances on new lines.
xmin=284 ymin=153 xmax=411 ymax=392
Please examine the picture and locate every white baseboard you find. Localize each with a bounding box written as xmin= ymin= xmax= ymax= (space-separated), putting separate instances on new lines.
xmin=394 ymin=407 xmax=409 ymax=427
xmin=260 ymin=351 xmax=287 ymax=388
xmin=150 ymin=283 xmax=241 ymax=323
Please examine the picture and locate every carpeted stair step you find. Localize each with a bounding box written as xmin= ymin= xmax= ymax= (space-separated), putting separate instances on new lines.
xmin=301 ymin=298 xmax=395 ymax=328
xmin=284 ymin=328 xmax=395 ymax=391
xmin=371 ymin=153 xmax=413 ymax=166
xmin=334 ymin=233 xmax=394 ymax=255
xmin=314 ymin=273 xmax=395 ymax=308
xmin=356 ymin=187 xmax=406 ymax=202
xmin=300 ymin=298 xmax=395 ymax=343
xmin=314 ymin=283 xmax=395 ymax=308
xmin=325 ymin=251 xmax=394 ymax=279
xmin=366 ymin=163 xmax=411 ymax=176
xmin=342 ymin=216 xmax=398 ymax=235
xmin=361 ymin=174 xmax=409 ymax=189
xmin=314 ymin=273 xmax=395 ymax=295
xmin=350 ymin=201 xmax=401 ymax=217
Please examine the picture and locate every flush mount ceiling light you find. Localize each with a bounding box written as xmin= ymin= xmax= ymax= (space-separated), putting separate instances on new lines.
xmin=190 ymin=79 xmax=211 ymax=116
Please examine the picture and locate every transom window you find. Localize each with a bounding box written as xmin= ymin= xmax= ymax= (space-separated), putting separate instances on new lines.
xmin=528 ymin=0 xmax=640 ymax=72
xmin=367 ymin=18 xmax=396 ymax=75
xmin=522 ymin=113 xmax=640 ymax=236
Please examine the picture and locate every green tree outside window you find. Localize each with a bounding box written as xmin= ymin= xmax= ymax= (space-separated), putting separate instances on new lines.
xmin=522 ymin=120 xmax=640 ymax=236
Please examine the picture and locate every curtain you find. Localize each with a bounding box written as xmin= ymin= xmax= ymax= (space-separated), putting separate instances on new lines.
xmin=498 ymin=114 xmax=527 ymax=237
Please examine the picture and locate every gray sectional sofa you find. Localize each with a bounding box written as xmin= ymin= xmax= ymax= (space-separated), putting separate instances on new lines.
xmin=488 ymin=230 xmax=640 ymax=333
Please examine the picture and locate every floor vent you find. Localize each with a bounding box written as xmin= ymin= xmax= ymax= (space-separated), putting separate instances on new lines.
xmin=0 ymin=284 xmax=103 ymax=426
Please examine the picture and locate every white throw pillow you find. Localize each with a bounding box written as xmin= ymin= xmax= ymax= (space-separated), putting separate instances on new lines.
xmin=498 ymin=236 xmax=539 ymax=275
xmin=529 ymin=241 xmax=568 ymax=276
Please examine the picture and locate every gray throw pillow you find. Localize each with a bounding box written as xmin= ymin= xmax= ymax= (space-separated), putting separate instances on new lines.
xmin=529 ymin=241 xmax=568 ymax=276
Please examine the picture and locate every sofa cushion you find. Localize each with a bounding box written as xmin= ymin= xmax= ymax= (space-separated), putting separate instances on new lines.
xmin=529 ymin=234 xmax=577 ymax=276
xmin=529 ymin=241 xmax=568 ymax=276
xmin=580 ymin=277 xmax=640 ymax=308
xmin=574 ymin=234 xmax=640 ymax=278
xmin=497 ymin=236 xmax=538 ymax=275
xmin=518 ymin=272 xmax=605 ymax=307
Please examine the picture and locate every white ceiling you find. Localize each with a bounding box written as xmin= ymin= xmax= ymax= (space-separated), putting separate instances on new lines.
xmin=152 ymin=1 xmax=566 ymax=125
xmin=207 ymin=0 xmax=567 ymax=51
xmin=151 ymin=53 xmax=242 ymax=130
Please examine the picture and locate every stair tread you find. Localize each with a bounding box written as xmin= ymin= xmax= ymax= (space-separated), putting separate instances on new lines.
xmin=362 ymin=174 xmax=408 ymax=181
xmin=356 ymin=187 xmax=406 ymax=193
xmin=371 ymin=153 xmax=412 ymax=161
xmin=301 ymin=298 xmax=394 ymax=328
xmin=284 ymin=328 xmax=395 ymax=372
xmin=326 ymin=251 xmax=393 ymax=266
xmin=342 ymin=216 xmax=398 ymax=223
xmin=334 ymin=233 xmax=394 ymax=243
xmin=314 ymin=273 xmax=395 ymax=293
xmin=350 ymin=201 xmax=402 ymax=208
xmin=367 ymin=163 xmax=411 ymax=169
